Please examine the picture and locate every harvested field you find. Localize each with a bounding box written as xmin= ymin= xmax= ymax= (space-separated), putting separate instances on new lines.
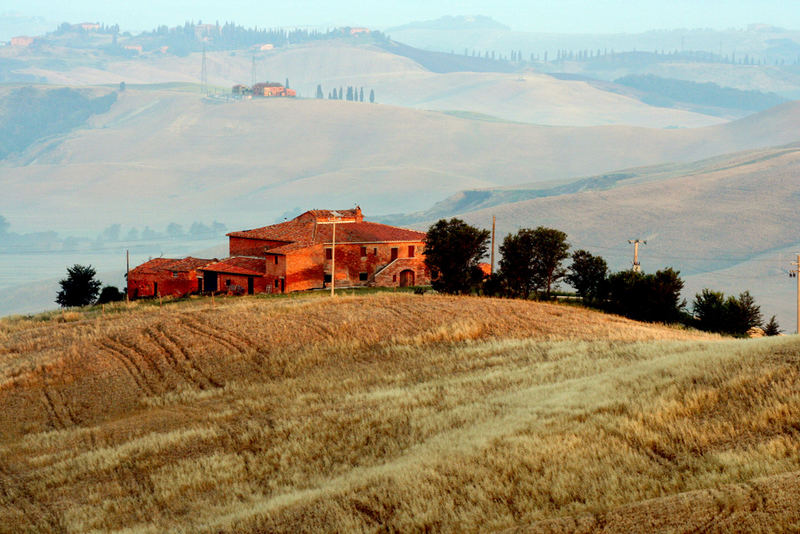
xmin=1 ymin=293 xmax=798 ymax=533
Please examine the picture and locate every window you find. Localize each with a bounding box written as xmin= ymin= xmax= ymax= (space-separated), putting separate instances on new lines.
xmin=226 ymin=279 xmax=231 ymax=286
xmin=408 ymin=246 xmax=415 ymax=258
xmin=373 ymin=248 xmax=378 ymax=255
xmin=324 ymin=273 xmax=332 ymax=283
xmin=172 ymin=271 xmax=179 ymax=278
xmin=360 ymin=246 xmax=367 ymax=257
xmin=392 ymin=274 xmax=397 ymax=282
xmin=274 ymin=256 xmax=278 ymax=265
xmin=391 ymin=248 xmax=398 ymax=261
xmin=274 ymin=279 xmax=280 ymax=288
xmin=359 ymin=272 xmax=368 ymax=281
xmin=325 ymin=248 xmax=332 ymax=260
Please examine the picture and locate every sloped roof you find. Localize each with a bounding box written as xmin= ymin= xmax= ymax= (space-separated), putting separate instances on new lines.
xmin=130 ymin=257 xmax=212 ymax=274
xmin=227 ymin=209 xmax=425 ymax=256
xmin=198 ymin=256 xmax=266 ymax=276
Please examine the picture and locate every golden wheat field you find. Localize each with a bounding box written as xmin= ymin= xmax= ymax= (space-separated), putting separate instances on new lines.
xmin=1 ymin=292 xmax=799 ymax=533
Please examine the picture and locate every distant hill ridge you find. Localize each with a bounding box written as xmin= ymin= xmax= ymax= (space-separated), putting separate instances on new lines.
xmin=387 ymin=15 xmax=510 ymax=32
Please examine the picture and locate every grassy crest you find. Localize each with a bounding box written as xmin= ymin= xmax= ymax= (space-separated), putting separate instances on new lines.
xmin=1 ymin=293 xmax=798 ymax=532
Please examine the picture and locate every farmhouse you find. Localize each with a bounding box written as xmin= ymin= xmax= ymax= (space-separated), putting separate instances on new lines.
xmin=127 ymin=257 xmax=212 ymax=299
xmin=127 ymin=208 xmax=430 ymax=299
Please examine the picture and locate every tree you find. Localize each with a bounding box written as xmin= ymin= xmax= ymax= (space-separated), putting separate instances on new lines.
xmin=530 ymin=227 xmax=570 ymax=299
xmin=166 ymin=222 xmax=183 ymax=238
xmin=369 ymin=89 xmax=375 ymax=103
xmin=285 ymin=77 xmax=290 ymax=89
xmin=424 ymin=219 xmax=490 ymax=295
xmin=566 ymin=249 xmax=608 ymax=304
xmin=763 ymin=315 xmax=781 ymax=336
xmin=692 ymin=289 xmax=726 ymax=332
xmin=316 ymin=84 xmax=324 ymax=99
xmin=498 ymin=229 xmax=539 ymax=299
xmin=692 ymin=289 xmax=762 ymax=336
xmin=56 ymin=264 xmax=101 ymax=307
xmin=96 ymin=285 xmax=124 ymax=304
xmin=606 ymin=268 xmax=685 ymax=323
xmin=359 ymin=87 xmax=364 ymax=102
xmin=725 ymin=291 xmax=762 ymax=335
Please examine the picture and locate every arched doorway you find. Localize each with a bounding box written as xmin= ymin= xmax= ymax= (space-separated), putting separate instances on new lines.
xmin=399 ymin=269 xmax=415 ymax=287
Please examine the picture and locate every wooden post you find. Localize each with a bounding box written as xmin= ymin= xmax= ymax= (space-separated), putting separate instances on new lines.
xmin=796 ymin=253 xmax=800 ymax=335
xmin=125 ymin=249 xmax=130 ymax=305
xmin=490 ymin=215 xmax=496 ymax=274
xmin=331 ymin=221 xmax=336 ymax=297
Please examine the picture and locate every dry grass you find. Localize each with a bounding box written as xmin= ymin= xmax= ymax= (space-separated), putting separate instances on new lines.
xmin=0 ymin=293 xmax=798 ymax=533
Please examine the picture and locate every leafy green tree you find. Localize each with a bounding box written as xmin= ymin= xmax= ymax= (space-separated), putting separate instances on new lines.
xmin=316 ymin=84 xmax=324 ymax=99
xmin=566 ymin=249 xmax=608 ymax=304
xmin=424 ymin=219 xmax=490 ymax=295
xmin=56 ymin=264 xmax=102 ymax=307
xmin=96 ymin=285 xmax=124 ymax=304
xmin=692 ymin=289 xmax=726 ymax=332
xmin=529 ymin=227 xmax=570 ymax=299
xmin=763 ymin=315 xmax=781 ymax=336
xmin=725 ymin=291 xmax=762 ymax=335
xmin=606 ymin=268 xmax=685 ymax=323
xmin=498 ymin=229 xmax=539 ymax=298
xmin=359 ymin=87 xmax=364 ymax=102
xmin=369 ymin=89 xmax=375 ymax=103
xmin=692 ymin=289 xmax=763 ymax=336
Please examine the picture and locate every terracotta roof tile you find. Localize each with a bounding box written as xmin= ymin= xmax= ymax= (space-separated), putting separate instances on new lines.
xmin=227 ymin=216 xmax=425 ymax=256
xmin=130 ymin=257 xmax=212 ymax=274
xmin=198 ymin=257 xmax=266 ymax=276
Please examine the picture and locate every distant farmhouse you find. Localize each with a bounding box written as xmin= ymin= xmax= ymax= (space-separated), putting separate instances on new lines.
xmin=232 ymin=82 xmax=296 ymax=98
xmin=127 ymin=208 xmax=430 ymax=299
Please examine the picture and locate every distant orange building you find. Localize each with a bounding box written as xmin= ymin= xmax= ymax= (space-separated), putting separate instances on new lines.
xmin=127 ymin=208 xmax=431 ymax=299
xmin=10 ymin=36 xmax=34 ymax=47
xmin=251 ymin=82 xmax=296 ymax=97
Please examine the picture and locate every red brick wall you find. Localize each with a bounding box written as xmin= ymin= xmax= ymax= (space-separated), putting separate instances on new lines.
xmin=229 ymin=237 xmax=288 ymax=257
xmin=214 ymin=273 xmax=269 ymax=294
xmin=285 ymin=245 xmax=325 ymax=292
xmin=127 ymin=271 xmax=201 ymax=299
xmin=320 ymin=241 xmax=426 ymax=286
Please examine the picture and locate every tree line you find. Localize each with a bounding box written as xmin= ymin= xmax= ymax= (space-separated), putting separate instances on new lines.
xmin=317 ymin=85 xmax=375 ymax=103
xmin=422 ymin=218 xmax=776 ymax=337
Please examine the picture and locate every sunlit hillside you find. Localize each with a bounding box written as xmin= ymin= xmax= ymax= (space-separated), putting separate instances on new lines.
xmin=1 ymin=293 xmax=799 ymax=532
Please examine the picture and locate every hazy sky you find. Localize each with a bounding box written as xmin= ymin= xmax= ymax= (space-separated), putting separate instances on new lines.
xmin=3 ymin=0 xmax=798 ymax=34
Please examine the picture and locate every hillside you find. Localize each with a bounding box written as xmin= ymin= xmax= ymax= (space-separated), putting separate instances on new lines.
xmin=3 ymin=90 xmax=800 ymax=236
xmin=438 ymin=143 xmax=800 ymax=327
xmin=1 ymin=41 xmax=730 ymax=128
xmin=2 ymin=293 xmax=800 ymax=532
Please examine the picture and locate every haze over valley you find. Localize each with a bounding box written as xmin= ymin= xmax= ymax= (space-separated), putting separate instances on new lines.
xmin=1 ymin=7 xmax=800 ymax=323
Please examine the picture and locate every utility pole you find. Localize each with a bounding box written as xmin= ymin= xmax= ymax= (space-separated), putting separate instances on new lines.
xmin=628 ymin=239 xmax=646 ymax=273
xmin=316 ymin=211 xmax=357 ymax=296
xmin=125 ymin=249 xmax=130 ymax=304
xmin=490 ymin=215 xmax=496 ymax=274
xmin=790 ymin=254 xmax=800 ymax=334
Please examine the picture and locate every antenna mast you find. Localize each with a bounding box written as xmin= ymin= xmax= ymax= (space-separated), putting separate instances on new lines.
xmin=628 ymin=239 xmax=646 ymax=273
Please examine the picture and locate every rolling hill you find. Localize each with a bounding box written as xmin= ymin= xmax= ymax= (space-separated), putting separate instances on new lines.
xmin=1 ymin=293 xmax=799 ymax=532
xmin=3 ymin=41 xmax=729 ymax=127
xmin=430 ymin=142 xmax=800 ymax=328
xmin=3 ymin=89 xmax=800 ymax=237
